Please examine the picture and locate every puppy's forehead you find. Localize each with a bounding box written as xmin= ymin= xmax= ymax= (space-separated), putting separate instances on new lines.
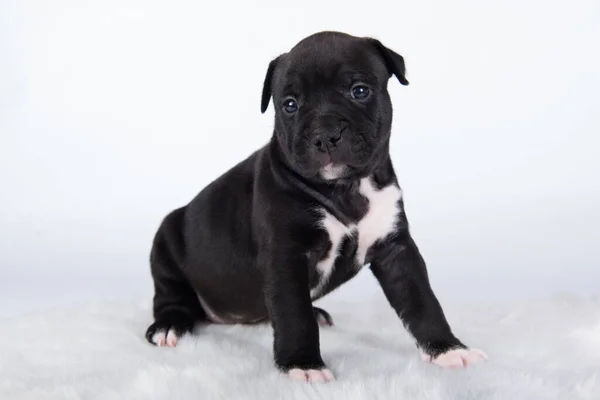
xmin=276 ymin=33 xmax=388 ymax=88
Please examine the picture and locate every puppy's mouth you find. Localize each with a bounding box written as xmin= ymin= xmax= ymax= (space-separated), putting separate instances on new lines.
xmin=320 ymin=163 xmax=347 ymax=180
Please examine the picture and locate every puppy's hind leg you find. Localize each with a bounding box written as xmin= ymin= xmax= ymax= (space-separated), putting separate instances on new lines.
xmin=145 ymin=208 xmax=206 ymax=347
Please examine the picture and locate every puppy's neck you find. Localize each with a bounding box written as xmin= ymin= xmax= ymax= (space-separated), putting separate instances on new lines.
xmin=267 ymin=137 xmax=397 ymax=224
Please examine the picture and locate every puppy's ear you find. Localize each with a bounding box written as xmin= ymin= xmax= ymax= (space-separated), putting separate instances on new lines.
xmin=261 ymin=55 xmax=281 ymax=113
xmin=369 ymin=39 xmax=409 ymax=86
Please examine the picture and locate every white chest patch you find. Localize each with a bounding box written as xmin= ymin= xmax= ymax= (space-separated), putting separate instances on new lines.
xmin=311 ymin=177 xmax=402 ymax=298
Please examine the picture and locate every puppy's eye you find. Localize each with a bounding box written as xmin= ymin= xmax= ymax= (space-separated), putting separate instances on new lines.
xmin=351 ymin=85 xmax=370 ymax=100
xmin=283 ymin=98 xmax=298 ymax=113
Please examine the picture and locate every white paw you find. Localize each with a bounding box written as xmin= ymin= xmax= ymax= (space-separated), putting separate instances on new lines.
xmin=288 ymin=368 xmax=335 ymax=383
xmin=422 ymin=348 xmax=488 ymax=368
xmin=151 ymin=328 xmax=180 ymax=347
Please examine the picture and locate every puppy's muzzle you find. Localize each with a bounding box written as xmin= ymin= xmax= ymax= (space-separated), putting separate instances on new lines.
xmin=310 ymin=119 xmax=348 ymax=153
xmin=311 ymin=128 xmax=342 ymax=153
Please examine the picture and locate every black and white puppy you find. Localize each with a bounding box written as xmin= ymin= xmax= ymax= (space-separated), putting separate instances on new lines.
xmin=145 ymin=31 xmax=487 ymax=382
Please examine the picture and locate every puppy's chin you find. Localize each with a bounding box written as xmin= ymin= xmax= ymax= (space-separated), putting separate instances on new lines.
xmin=320 ymin=164 xmax=347 ymax=181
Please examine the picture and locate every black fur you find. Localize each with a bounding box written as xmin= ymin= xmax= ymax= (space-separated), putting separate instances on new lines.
xmin=146 ymin=31 xmax=467 ymax=373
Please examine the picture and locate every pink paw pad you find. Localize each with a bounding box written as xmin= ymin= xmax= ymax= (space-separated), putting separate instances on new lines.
xmin=166 ymin=330 xmax=179 ymax=347
xmin=151 ymin=329 xmax=180 ymax=347
xmin=423 ymin=348 xmax=488 ymax=368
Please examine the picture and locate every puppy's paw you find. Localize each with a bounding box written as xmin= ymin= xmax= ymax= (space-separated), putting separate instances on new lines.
xmin=145 ymin=311 xmax=195 ymax=347
xmin=313 ymin=307 xmax=334 ymax=327
xmin=422 ymin=348 xmax=488 ymax=368
xmin=288 ymin=368 xmax=335 ymax=383
xmin=146 ymin=324 xmax=180 ymax=347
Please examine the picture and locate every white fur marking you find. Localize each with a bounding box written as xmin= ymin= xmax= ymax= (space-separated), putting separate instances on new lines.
xmin=166 ymin=329 xmax=179 ymax=347
xmin=288 ymin=368 xmax=335 ymax=383
xmin=321 ymin=164 xmax=346 ymax=180
xmin=311 ymin=177 xmax=402 ymax=297
xmin=355 ymin=178 xmax=402 ymax=265
xmin=425 ymin=348 xmax=489 ymax=368
xmin=151 ymin=330 xmax=167 ymax=347
xmin=311 ymin=212 xmax=353 ymax=298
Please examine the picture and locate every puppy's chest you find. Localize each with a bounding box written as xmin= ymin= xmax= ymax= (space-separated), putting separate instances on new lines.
xmin=311 ymin=178 xmax=402 ymax=296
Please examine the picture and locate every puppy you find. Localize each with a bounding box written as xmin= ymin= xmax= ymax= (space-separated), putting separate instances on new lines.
xmin=145 ymin=31 xmax=487 ymax=382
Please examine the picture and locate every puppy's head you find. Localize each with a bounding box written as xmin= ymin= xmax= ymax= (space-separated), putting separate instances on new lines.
xmin=261 ymin=31 xmax=409 ymax=181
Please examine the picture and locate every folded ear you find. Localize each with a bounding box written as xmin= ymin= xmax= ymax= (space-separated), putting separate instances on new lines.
xmin=368 ymin=39 xmax=409 ymax=86
xmin=261 ymin=55 xmax=282 ymax=113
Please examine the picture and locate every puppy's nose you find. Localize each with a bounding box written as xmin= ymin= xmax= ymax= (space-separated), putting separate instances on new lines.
xmin=311 ymin=129 xmax=342 ymax=152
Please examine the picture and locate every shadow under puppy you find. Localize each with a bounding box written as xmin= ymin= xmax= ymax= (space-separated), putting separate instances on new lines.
xmin=145 ymin=31 xmax=487 ymax=382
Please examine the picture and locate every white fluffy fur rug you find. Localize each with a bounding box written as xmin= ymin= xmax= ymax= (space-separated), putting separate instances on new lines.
xmin=1 ymin=295 xmax=598 ymax=400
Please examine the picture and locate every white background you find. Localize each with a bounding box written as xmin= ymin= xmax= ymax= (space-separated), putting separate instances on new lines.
xmin=1 ymin=0 xmax=599 ymax=318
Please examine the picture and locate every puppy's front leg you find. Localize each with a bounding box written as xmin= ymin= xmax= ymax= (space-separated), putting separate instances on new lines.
xmin=369 ymin=231 xmax=488 ymax=368
xmin=262 ymin=251 xmax=334 ymax=382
